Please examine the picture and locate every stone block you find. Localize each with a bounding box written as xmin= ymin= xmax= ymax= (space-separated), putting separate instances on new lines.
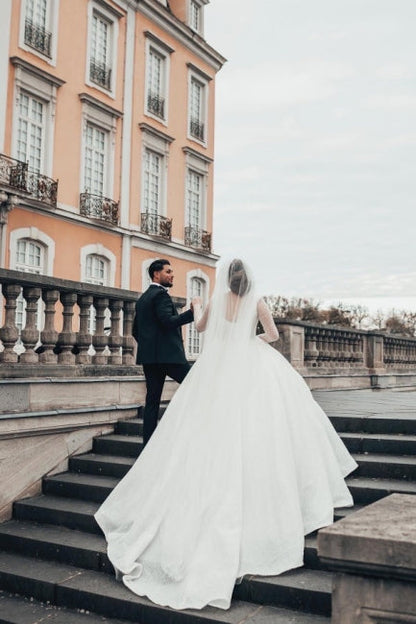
xmin=0 ymin=382 xmax=29 ymax=413
xmin=318 ymin=494 xmax=416 ymax=623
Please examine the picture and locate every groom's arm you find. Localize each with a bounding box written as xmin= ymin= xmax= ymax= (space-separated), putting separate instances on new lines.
xmin=154 ymin=289 xmax=194 ymax=329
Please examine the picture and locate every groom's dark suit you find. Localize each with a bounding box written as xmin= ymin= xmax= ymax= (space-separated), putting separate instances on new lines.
xmin=132 ymin=284 xmax=194 ymax=444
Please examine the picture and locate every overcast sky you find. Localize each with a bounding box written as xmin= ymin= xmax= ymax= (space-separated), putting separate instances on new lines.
xmin=205 ymin=1 xmax=416 ymax=306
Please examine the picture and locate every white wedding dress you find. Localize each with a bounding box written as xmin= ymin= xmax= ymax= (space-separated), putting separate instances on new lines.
xmin=95 ymin=261 xmax=357 ymax=611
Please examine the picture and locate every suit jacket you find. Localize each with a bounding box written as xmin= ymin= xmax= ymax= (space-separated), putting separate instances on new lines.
xmin=132 ymin=284 xmax=194 ymax=364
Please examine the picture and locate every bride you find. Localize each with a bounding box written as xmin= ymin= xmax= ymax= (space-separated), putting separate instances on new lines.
xmin=95 ymin=258 xmax=357 ymax=610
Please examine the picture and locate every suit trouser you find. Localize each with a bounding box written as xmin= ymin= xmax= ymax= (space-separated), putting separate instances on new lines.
xmin=142 ymin=362 xmax=191 ymax=445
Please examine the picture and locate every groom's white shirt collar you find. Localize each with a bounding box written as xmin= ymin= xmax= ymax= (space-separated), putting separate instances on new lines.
xmin=149 ymin=282 xmax=168 ymax=291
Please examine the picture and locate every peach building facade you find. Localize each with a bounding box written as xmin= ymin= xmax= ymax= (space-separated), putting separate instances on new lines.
xmin=0 ymin=0 xmax=225 ymax=356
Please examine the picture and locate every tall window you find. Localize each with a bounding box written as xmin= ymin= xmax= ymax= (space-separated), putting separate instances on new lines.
xmin=15 ymin=239 xmax=45 ymax=332
xmin=143 ymin=149 xmax=161 ymax=215
xmin=90 ymin=11 xmax=112 ymax=90
xmin=188 ymin=277 xmax=205 ymax=357
xmin=189 ymin=76 xmax=205 ymax=142
xmin=186 ymin=170 xmax=202 ymax=228
xmin=17 ymin=92 xmax=44 ymax=172
xmin=84 ymin=123 xmax=107 ymax=195
xmin=24 ymin=0 xmax=52 ymax=57
xmin=146 ymin=48 xmax=166 ymax=120
xmin=189 ymin=1 xmax=201 ymax=32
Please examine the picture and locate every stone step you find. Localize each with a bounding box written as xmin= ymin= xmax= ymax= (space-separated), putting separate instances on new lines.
xmin=42 ymin=473 xmax=119 ymax=503
xmin=93 ymin=435 xmax=143 ymax=458
xmin=329 ymin=414 xmax=416 ymax=435
xmin=353 ymin=453 xmax=416 ymax=480
xmin=0 ymin=552 xmax=330 ymax=624
xmin=115 ymin=419 xmax=143 ymax=437
xmin=340 ymin=432 xmax=416 ymax=455
xmin=0 ymin=521 xmax=111 ymax=574
xmin=0 ymin=590 xmax=128 ymax=624
xmin=0 ymin=520 xmax=327 ymax=579
xmin=13 ymin=496 xmax=101 ymax=534
xmin=70 ymin=454 xmax=135 ymax=478
xmin=346 ymin=476 xmax=416 ymax=505
xmin=234 ymin=568 xmax=332 ymax=616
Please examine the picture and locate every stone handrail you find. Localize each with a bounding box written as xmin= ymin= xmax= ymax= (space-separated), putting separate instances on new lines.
xmin=274 ymin=318 xmax=416 ymax=375
xmin=0 ymin=268 xmax=185 ymax=376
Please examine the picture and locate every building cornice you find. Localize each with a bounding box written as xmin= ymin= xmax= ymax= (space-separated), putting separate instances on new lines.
xmin=136 ymin=0 xmax=226 ymax=72
xmin=139 ymin=122 xmax=175 ymax=143
xmin=10 ymin=56 xmax=66 ymax=88
xmin=186 ymin=62 xmax=212 ymax=82
xmin=93 ymin=0 xmax=126 ymax=18
xmin=79 ymin=93 xmax=123 ymax=118
xmin=182 ymin=146 xmax=213 ymax=164
xmin=144 ymin=30 xmax=175 ymax=54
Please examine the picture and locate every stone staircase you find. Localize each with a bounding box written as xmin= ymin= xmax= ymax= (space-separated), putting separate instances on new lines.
xmin=1 ymin=395 xmax=416 ymax=624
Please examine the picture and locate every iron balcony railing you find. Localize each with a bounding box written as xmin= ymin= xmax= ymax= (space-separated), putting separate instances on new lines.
xmin=190 ymin=117 xmax=204 ymax=141
xmin=24 ymin=19 xmax=52 ymax=57
xmin=147 ymin=92 xmax=165 ymax=119
xmin=80 ymin=192 xmax=119 ymax=225
xmin=184 ymin=225 xmax=211 ymax=253
xmin=141 ymin=213 xmax=172 ymax=240
xmin=90 ymin=59 xmax=112 ymax=90
xmin=0 ymin=153 xmax=58 ymax=206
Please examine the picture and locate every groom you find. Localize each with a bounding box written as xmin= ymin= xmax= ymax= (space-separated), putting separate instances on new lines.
xmin=133 ymin=259 xmax=195 ymax=445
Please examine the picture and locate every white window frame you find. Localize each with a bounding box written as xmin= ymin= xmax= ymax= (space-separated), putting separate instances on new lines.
xmin=86 ymin=1 xmax=119 ymax=98
xmin=79 ymin=95 xmax=119 ymax=198
xmin=187 ymin=68 xmax=209 ymax=146
xmin=80 ymin=244 xmax=116 ymax=286
xmin=183 ymin=147 xmax=210 ymax=230
xmin=19 ymin=0 xmax=60 ymax=66
xmin=186 ymin=268 xmax=209 ymax=359
xmin=139 ymin=124 xmax=173 ymax=220
xmin=9 ymin=227 xmax=55 ymax=276
xmin=9 ymin=227 xmax=55 ymax=338
xmin=144 ymin=34 xmax=172 ymax=125
xmin=11 ymin=57 xmax=63 ymax=177
xmin=187 ymin=0 xmax=207 ymax=36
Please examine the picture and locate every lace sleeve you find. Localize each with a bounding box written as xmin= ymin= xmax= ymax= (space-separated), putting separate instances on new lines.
xmin=194 ymin=302 xmax=209 ymax=332
xmin=257 ymin=298 xmax=279 ymax=343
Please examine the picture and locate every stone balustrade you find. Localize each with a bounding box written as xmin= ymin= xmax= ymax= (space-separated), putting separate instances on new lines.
xmin=274 ymin=318 xmax=416 ymax=389
xmin=0 ymin=268 xmax=185 ymax=377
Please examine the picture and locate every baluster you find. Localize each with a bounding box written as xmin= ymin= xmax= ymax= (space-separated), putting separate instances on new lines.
xmin=76 ymin=294 xmax=93 ymax=364
xmin=109 ymin=299 xmax=123 ymax=365
xmin=93 ymin=296 xmax=109 ymax=365
xmin=58 ymin=292 xmax=77 ymax=364
xmin=0 ymin=283 xmax=21 ymax=363
xmin=19 ymin=287 xmax=41 ymax=363
xmin=39 ymin=289 xmax=59 ymax=364
xmin=122 ymin=300 xmax=136 ymax=366
xmin=304 ymin=329 xmax=319 ymax=367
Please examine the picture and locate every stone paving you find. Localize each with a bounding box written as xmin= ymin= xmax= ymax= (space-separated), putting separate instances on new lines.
xmin=313 ymin=388 xmax=416 ymax=419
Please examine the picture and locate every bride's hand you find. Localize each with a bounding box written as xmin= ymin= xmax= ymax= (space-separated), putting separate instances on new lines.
xmin=191 ymin=297 xmax=202 ymax=307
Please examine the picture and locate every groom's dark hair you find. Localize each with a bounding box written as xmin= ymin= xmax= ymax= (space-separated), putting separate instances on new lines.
xmin=148 ymin=259 xmax=170 ymax=279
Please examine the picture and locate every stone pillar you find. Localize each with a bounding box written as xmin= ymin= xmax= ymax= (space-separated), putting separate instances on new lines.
xmin=57 ymin=292 xmax=77 ymax=364
xmin=39 ymin=289 xmax=59 ymax=364
xmin=108 ymin=299 xmax=123 ymax=365
xmin=318 ymin=494 xmax=416 ymax=623
xmin=0 ymin=283 xmax=20 ymax=363
xmin=366 ymin=333 xmax=385 ymax=371
xmin=92 ymin=297 xmax=109 ymax=365
xmin=76 ymin=294 xmax=93 ymax=365
xmin=276 ymin=323 xmax=305 ymax=370
xmin=122 ymin=300 xmax=136 ymax=366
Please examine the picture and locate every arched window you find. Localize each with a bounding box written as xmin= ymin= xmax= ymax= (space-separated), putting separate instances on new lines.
xmin=85 ymin=254 xmax=109 ymax=285
xmin=13 ymin=238 xmax=46 ymax=332
xmin=187 ymin=274 xmax=207 ymax=358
